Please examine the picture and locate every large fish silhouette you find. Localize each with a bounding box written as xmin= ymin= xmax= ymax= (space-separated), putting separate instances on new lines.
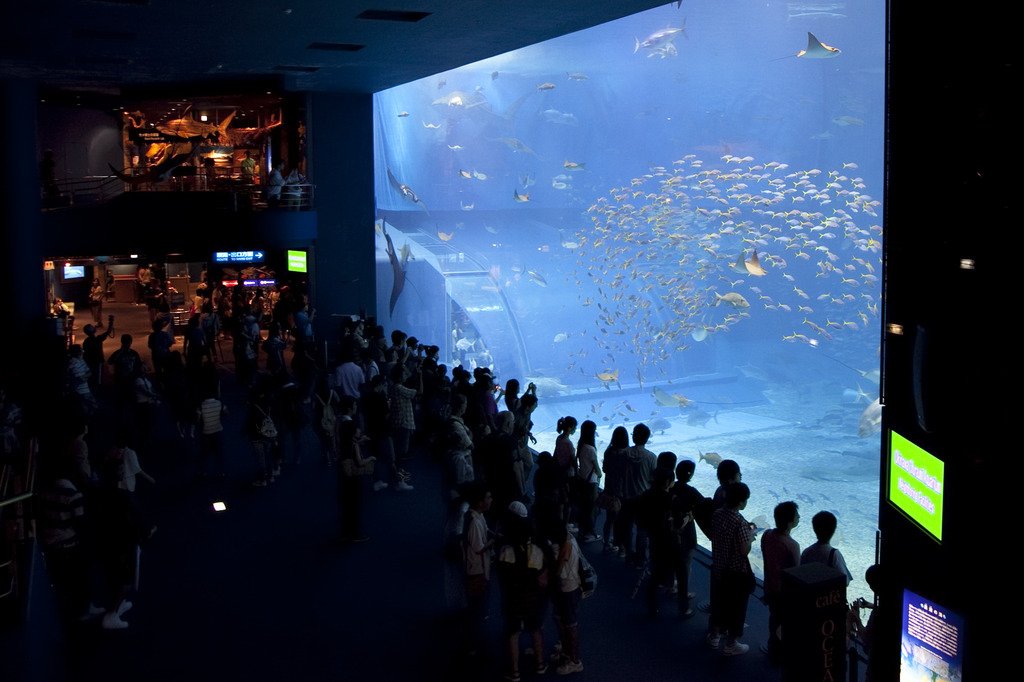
xmin=381 ymin=221 xmax=406 ymax=317
xmin=157 ymin=108 xmax=236 ymax=139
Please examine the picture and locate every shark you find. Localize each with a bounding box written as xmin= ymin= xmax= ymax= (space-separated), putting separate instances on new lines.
xmin=634 ymin=21 xmax=687 ymax=55
xmin=381 ymin=221 xmax=406 ymax=317
xmin=157 ymin=108 xmax=236 ymax=139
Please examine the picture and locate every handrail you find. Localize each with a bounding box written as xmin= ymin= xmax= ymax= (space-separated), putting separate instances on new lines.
xmin=45 ymin=173 xmax=315 ymax=211
xmin=45 ymin=174 xmax=125 ymax=208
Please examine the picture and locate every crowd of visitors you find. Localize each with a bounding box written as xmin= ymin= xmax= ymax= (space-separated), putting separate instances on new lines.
xmin=6 ymin=286 xmax=868 ymax=671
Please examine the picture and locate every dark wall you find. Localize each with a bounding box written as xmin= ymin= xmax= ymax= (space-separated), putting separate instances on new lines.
xmin=877 ymin=2 xmax=1005 ymax=680
xmin=306 ymin=92 xmax=376 ymax=325
xmin=1 ymin=79 xmax=50 ymax=393
xmin=38 ymin=105 xmax=122 ymax=178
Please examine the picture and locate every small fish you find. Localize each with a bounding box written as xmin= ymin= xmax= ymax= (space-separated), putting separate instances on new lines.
xmin=537 ymin=82 xmax=556 ymax=91
xmin=553 ymin=333 xmax=569 ymax=343
xmin=564 ymin=159 xmax=585 ymax=171
xmin=458 ymin=170 xmax=472 ymax=179
xmin=526 ymin=269 xmax=547 ymax=286
xmin=559 ymin=231 xmax=581 ymax=249
xmin=567 ymin=72 xmax=588 ymax=81
xmin=397 ymin=243 xmax=412 ymax=268
xmin=714 ymin=292 xmax=750 ymax=309
xmin=422 ymin=121 xmax=441 ymax=129
xmin=699 ymin=450 xmax=723 ymax=469
xmin=437 ymin=226 xmax=454 ymax=241
xmin=397 ymin=111 xmax=410 ymax=117
xmin=448 ymin=144 xmax=463 ymax=151
xmin=513 ymin=189 xmax=530 ymax=203
xmin=832 ymin=116 xmax=865 ymax=127
xmin=595 ymin=369 xmax=619 ymax=383
xmin=472 ymin=170 xmax=487 ymax=180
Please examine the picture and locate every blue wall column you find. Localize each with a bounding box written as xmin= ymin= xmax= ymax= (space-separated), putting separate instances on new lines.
xmin=0 ymin=79 xmax=48 ymax=394
xmin=306 ymin=92 xmax=375 ymax=331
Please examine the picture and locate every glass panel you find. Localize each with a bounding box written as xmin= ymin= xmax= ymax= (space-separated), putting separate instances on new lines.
xmin=374 ymin=1 xmax=884 ymax=598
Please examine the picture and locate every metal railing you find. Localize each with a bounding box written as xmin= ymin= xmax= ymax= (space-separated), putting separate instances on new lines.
xmin=44 ymin=173 xmax=314 ymax=211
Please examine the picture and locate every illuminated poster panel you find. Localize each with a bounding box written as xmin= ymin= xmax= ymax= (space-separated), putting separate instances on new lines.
xmin=287 ymin=250 xmax=307 ymax=273
xmin=901 ymin=589 xmax=963 ymax=681
xmin=888 ymin=430 xmax=944 ymax=542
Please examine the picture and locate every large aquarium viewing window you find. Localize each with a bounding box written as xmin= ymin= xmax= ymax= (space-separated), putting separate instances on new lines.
xmin=374 ymin=1 xmax=884 ymax=596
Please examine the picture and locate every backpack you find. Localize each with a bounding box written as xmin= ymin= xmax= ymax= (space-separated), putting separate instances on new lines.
xmin=254 ymin=405 xmax=278 ymax=439
xmin=693 ymin=496 xmax=715 ymax=540
xmin=317 ymin=390 xmax=337 ymax=434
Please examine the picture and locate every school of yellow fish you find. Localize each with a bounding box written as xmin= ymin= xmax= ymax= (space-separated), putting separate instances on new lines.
xmin=569 ymin=154 xmax=882 ymax=375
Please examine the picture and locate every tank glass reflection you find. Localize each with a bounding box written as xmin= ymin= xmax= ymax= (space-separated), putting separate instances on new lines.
xmin=374 ymin=1 xmax=884 ymax=597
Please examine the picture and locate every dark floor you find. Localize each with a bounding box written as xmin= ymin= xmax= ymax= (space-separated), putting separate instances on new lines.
xmin=1 ymin=302 xmax=800 ymax=681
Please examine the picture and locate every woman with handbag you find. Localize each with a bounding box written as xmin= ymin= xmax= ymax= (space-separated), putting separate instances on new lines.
xmin=336 ymin=396 xmax=375 ymax=543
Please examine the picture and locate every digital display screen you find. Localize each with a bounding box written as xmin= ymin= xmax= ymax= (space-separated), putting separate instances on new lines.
xmin=287 ymin=249 xmax=307 ymax=273
xmin=63 ymin=264 xmax=86 ymax=280
xmin=888 ymin=430 xmax=944 ymax=542
xmin=901 ymin=589 xmax=963 ymax=681
xmin=213 ymin=250 xmax=265 ymax=263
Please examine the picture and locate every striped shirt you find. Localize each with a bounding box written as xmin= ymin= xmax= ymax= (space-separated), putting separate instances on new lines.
xmin=197 ymin=398 xmax=226 ymax=434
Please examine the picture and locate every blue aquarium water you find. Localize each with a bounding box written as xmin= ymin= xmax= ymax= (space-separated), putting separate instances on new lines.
xmin=373 ymin=1 xmax=884 ymax=598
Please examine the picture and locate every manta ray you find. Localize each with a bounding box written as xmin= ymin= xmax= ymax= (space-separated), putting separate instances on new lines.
xmin=386 ymin=168 xmax=429 ymax=214
xmin=730 ymin=249 xmax=767 ymax=276
xmin=797 ymin=32 xmax=841 ymax=58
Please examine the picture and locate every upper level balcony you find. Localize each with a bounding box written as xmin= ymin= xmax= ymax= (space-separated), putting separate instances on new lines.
xmin=39 ymin=170 xmax=318 ymax=257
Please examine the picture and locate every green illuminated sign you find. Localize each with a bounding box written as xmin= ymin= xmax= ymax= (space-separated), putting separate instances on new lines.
xmin=287 ymin=250 xmax=307 ymax=273
xmin=888 ymin=430 xmax=944 ymax=542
